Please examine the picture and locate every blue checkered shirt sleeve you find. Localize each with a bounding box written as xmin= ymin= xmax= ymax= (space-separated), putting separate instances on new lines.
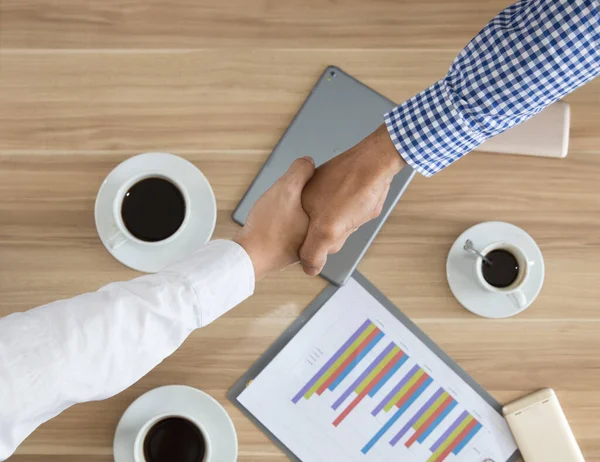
xmin=385 ymin=0 xmax=600 ymax=177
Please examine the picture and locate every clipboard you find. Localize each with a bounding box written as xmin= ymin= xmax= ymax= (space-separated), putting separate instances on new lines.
xmin=228 ymin=272 xmax=520 ymax=462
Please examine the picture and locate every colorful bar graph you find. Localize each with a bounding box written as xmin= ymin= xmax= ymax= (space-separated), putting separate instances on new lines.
xmin=394 ymin=371 xmax=429 ymax=409
xmin=292 ymin=320 xmax=372 ymax=403
xmin=305 ymin=324 xmax=378 ymax=399
xmin=417 ymin=400 xmax=458 ymax=444
xmin=385 ymin=368 xmax=425 ymax=412
xmin=428 ymin=417 xmax=479 ymax=462
xmin=368 ymin=353 xmax=407 ymax=397
xmin=404 ymin=394 xmax=454 ymax=447
xmin=414 ymin=391 xmax=449 ymax=430
xmin=328 ymin=331 xmax=384 ymax=391
xmin=431 ymin=411 xmax=469 ymax=452
xmin=388 ymin=387 xmax=445 ymax=446
xmin=372 ymin=364 xmax=420 ymax=416
xmin=361 ymin=376 xmax=433 ymax=454
xmin=333 ymin=349 xmax=404 ymax=426
xmin=332 ymin=342 xmax=395 ymax=410
xmin=355 ymin=346 xmax=400 ymax=394
xmin=290 ymin=317 xmax=489 ymax=461
xmin=452 ymin=422 xmax=482 ymax=455
xmin=316 ymin=328 xmax=383 ymax=395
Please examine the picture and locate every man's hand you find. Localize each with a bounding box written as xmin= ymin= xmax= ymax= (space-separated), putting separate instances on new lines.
xmin=299 ymin=124 xmax=406 ymax=276
xmin=234 ymin=157 xmax=315 ymax=280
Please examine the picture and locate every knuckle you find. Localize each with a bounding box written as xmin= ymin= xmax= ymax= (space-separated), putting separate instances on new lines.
xmin=315 ymin=221 xmax=341 ymax=242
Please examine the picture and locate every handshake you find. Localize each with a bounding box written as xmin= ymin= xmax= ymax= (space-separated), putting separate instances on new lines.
xmin=234 ymin=125 xmax=405 ymax=280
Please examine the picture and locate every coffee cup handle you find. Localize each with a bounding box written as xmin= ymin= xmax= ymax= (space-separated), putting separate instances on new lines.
xmin=108 ymin=230 xmax=128 ymax=250
xmin=507 ymin=289 xmax=527 ymax=309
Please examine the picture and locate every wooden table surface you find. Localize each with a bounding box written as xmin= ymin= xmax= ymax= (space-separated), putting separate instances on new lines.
xmin=1 ymin=0 xmax=599 ymax=460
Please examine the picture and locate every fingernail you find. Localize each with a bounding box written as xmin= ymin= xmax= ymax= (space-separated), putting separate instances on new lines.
xmin=305 ymin=266 xmax=320 ymax=276
xmin=300 ymin=156 xmax=314 ymax=164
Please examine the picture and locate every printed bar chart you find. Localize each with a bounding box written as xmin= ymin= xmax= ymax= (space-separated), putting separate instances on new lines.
xmin=406 ymin=393 xmax=452 ymax=446
xmin=317 ymin=329 xmax=383 ymax=395
xmin=333 ymin=347 xmax=405 ymax=426
xmin=427 ymin=411 xmax=481 ymax=462
xmin=329 ymin=331 xmax=384 ymax=391
xmin=292 ymin=320 xmax=376 ymax=403
xmin=332 ymin=342 xmax=400 ymax=411
xmin=416 ymin=399 xmax=458 ymax=444
xmin=372 ymin=364 xmax=421 ymax=415
xmin=305 ymin=323 xmax=378 ymax=399
xmin=388 ymin=387 xmax=446 ymax=446
xmin=290 ymin=317 xmax=500 ymax=460
xmin=431 ymin=411 xmax=470 ymax=452
xmin=242 ymin=281 xmax=517 ymax=462
xmin=361 ymin=374 xmax=433 ymax=454
xmin=368 ymin=351 xmax=405 ymax=397
xmin=452 ymin=422 xmax=482 ymax=454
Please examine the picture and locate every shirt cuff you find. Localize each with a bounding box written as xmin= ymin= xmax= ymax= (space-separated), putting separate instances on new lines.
xmin=384 ymin=79 xmax=486 ymax=177
xmin=163 ymin=240 xmax=255 ymax=326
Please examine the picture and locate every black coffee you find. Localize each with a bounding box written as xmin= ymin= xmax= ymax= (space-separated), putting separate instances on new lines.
xmin=482 ymin=249 xmax=520 ymax=288
xmin=121 ymin=177 xmax=186 ymax=242
xmin=143 ymin=417 xmax=205 ymax=462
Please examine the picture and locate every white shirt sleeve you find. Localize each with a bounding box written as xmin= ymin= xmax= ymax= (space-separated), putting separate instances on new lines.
xmin=0 ymin=239 xmax=255 ymax=461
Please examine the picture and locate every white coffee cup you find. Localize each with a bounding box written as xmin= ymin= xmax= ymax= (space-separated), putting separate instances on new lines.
xmin=108 ymin=173 xmax=190 ymax=250
xmin=474 ymin=241 xmax=535 ymax=309
xmin=133 ymin=413 xmax=211 ymax=462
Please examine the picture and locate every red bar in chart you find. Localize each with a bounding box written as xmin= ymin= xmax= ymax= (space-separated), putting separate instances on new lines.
xmin=333 ymin=350 xmax=405 ymax=427
xmin=292 ymin=320 xmax=372 ymax=403
xmin=395 ymin=373 xmax=430 ymax=409
xmin=405 ymin=395 xmax=455 ymax=447
xmin=431 ymin=418 xmax=479 ymax=462
xmin=316 ymin=327 xmax=382 ymax=395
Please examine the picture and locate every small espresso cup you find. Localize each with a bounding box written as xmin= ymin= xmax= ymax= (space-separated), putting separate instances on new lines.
xmin=108 ymin=173 xmax=190 ymax=250
xmin=474 ymin=242 xmax=534 ymax=309
xmin=133 ymin=413 xmax=211 ymax=462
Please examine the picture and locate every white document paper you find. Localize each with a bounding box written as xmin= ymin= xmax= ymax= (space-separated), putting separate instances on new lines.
xmin=239 ymin=278 xmax=517 ymax=462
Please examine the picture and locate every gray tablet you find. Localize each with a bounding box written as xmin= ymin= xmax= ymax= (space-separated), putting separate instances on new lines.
xmin=232 ymin=66 xmax=415 ymax=286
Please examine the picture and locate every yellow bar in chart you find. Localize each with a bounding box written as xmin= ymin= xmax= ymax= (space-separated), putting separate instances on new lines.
xmin=427 ymin=415 xmax=474 ymax=462
xmin=413 ymin=391 xmax=450 ymax=430
xmin=383 ymin=369 xmax=425 ymax=412
xmin=355 ymin=346 xmax=400 ymax=394
xmin=304 ymin=323 xmax=377 ymax=399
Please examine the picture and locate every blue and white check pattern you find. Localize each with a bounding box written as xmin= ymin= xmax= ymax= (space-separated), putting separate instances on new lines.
xmin=385 ymin=0 xmax=600 ymax=177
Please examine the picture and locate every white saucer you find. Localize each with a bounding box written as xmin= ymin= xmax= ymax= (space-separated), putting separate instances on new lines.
xmin=446 ymin=221 xmax=545 ymax=318
xmin=95 ymin=153 xmax=216 ymax=273
xmin=113 ymin=385 xmax=238 ymax=462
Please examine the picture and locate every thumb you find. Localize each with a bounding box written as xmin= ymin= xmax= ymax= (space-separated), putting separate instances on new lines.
xmin=284 ymin=156 xmax=315 ymax=189
xmin=299 ymin=224 xmax=330 ymax=276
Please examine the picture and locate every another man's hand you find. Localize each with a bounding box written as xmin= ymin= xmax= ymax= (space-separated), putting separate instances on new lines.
xmin=299 ymin=124 xmax=405 ymax=276
xmin=234 ymin=157 xmax=315 ymax=280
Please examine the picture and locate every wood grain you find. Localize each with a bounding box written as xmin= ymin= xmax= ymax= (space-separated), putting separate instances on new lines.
xmin=1 ymin=51 xmax=599 ymax=153
xmin=1 ymin=0 xmax=599 ymax=461
xmin=1 ymin=0 xmax=513 ymax=50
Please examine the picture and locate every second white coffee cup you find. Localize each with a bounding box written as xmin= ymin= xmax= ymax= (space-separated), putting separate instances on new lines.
xmin=133 ymin=413 xmax=212 ymax=462
xmin=474 ymin=241 xmax=535 ymax=309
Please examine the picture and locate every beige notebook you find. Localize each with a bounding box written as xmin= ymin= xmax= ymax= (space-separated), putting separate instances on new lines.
xmin=477 ymin=102 xmax=570 ymax=158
